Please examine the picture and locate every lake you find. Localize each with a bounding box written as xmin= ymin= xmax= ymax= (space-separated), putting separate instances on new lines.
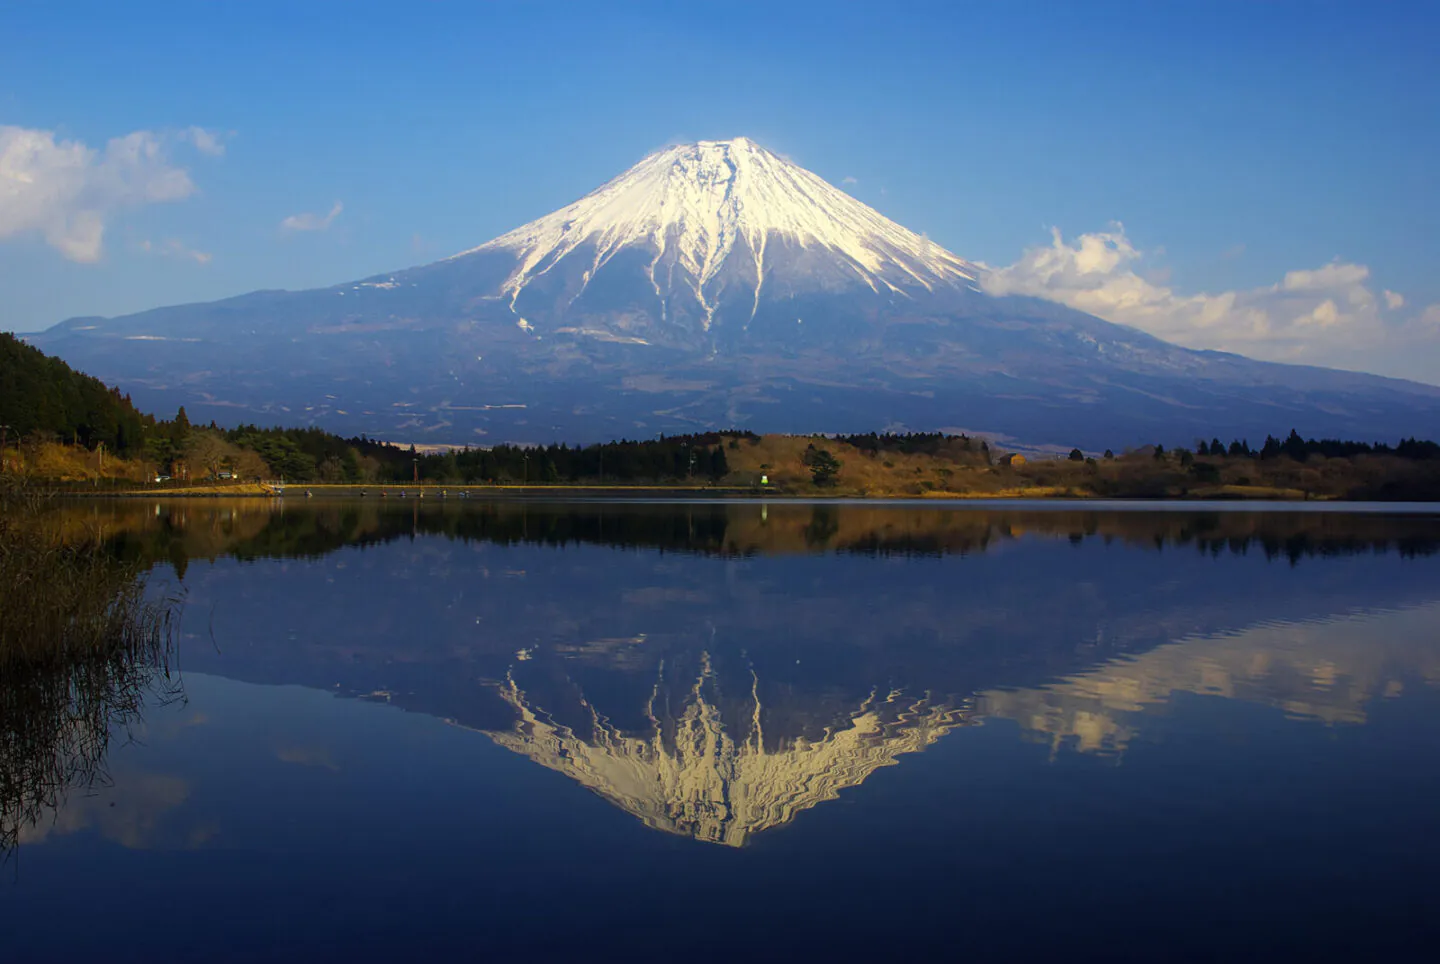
xmin=5 ymin=498 xmax=1440 ymax=962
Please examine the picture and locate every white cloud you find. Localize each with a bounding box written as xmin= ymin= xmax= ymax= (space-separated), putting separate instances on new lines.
xmin=181 ymin=126 xmax=226 ymax=156
xmin=0 ymin=125 xmax=211 ymax=262
xmin=280 ymin=201 xmax=343 ymax=233
xmin=141 ymin=237 xmax=212 ymax=264
xmin=1280 ymin=262 xmax=1370 ymax=292
xmin=980 ymin=223 xmax=1438 ymax=378
xmin=841 ymin=175 xmax=859 ymax=185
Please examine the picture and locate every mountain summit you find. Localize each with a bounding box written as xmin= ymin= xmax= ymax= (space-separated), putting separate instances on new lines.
xmin=29 ymin=138 xmax=1440 ymax=447
xmin=458 ymin=137 xmax=975 ymax=333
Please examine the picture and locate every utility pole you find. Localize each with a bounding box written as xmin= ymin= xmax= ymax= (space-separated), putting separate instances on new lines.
xmin=412 ymin=457 xmax=419 ymax=484
xmin=523 ymin=452 xmax=529 ymax=485
xmin=0 ymin=424 xmax=9 ymax=473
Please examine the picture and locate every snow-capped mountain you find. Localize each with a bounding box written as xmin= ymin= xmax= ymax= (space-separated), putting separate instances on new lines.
xmin=28 ymin=138 xmax=1440 ymax=447
xmin=375 ymin=136 xmax=981 ymax=353
xmin=459 ymin=137 xmax=975 ymax=332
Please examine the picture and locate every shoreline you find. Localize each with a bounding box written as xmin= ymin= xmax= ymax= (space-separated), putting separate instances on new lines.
xmin=42 ymin=481 xmax=1427 ymax=503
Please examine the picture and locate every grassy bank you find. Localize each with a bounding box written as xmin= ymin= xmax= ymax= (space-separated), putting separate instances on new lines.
xmin=9 ymin=428 xmax=1440 ymax=501
xmin=716 ymin=435 xmax=1439 ymax=500
xmin=82 ymin=431 xmax=1439 ymax=501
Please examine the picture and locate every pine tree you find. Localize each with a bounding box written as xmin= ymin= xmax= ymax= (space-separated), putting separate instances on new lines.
xmin=709 ymin=446 xmax=729 ymax=479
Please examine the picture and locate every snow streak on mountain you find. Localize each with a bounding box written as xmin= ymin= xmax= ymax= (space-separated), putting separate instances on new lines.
xmin=453 ymin=137 xmax=976 ymax=330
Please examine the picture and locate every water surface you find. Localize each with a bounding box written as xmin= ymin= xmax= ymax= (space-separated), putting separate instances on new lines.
xmin=5 ymin=500 xmax=1440 ymax=961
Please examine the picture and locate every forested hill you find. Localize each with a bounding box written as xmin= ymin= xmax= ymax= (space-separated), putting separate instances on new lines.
xmin=4 ymin=331 xmax=1439 ymax=499
xmin=1 ymin=334 xmax=738 ymax=483
xmin=0 ymin=332 xmax=154 ymax=456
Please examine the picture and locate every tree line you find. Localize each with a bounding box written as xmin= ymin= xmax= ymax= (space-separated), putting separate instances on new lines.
xmin=1193 ymin=429 xmax=1440 ymax=462
xmin=5 ymin=333 xmax=1439 ymax=487
xmin=143 ymin=420 xmax=738 ymax=485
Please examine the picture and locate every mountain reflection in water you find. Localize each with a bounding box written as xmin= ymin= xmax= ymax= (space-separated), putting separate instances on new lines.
xmin=979 ymin=603 xmax=1440 ymax=757
xmin=480 ymin=660 xmax=971 ymax=847
xmin=15 ymin=498 xmax=1440 ymax=849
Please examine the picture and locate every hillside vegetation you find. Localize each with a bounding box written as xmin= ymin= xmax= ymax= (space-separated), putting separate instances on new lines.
xmin=715 ymin=431 xmax=1440 ymax=500
xmin=4 ymin=333 xmax=1439 ymax=499
xmin=0 ymin=333 xmax=153 ymax=457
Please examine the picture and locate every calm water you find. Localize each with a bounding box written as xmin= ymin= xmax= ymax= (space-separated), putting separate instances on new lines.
xmin=6 ymin=499 xmax=1440 ymax=962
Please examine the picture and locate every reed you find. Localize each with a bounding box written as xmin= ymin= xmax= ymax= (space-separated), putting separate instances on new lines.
xmin=0 ymin=477 xmax=181 ymax=859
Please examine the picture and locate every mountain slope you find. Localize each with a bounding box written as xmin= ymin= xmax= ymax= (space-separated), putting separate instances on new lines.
xmin=27 ymin=138 xmax=1440 ymax=448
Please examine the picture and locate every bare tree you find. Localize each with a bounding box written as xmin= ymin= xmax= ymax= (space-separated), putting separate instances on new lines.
xmin=184 ymin=431 xmax=230 ymax=480
xmin=317 ymin=456 xmax=347 ymax=483
xmin=232 ymin=449 xmax=270 ymax=481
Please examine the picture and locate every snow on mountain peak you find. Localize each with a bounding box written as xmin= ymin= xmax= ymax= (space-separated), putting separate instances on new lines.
xmin=457 ymin=138 xmax=976 ymax=328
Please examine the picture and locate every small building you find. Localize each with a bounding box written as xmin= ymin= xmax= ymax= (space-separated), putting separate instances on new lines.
xmin=999 ymin=453 xmax=1026 ymax=467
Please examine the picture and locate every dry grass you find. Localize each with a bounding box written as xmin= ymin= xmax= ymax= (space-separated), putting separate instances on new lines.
xmin=721 ymin=435 xmax=1055 ymax=497
xmin=719 ymin=436 xmax=1435 ymax=500
xmin=5 ymin=441 xmax=151 ymax=485
xmin=142 ymin=482 xmax=274 ymax=496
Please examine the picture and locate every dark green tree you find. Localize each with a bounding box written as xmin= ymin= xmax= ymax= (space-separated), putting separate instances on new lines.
xmin=708 ymin=446 xmax=729 ymax=480
xmin=801 ymin=445 xmax=842 ymax=486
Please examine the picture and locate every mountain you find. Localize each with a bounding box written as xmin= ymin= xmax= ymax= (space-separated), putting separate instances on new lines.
xmin=27 ymin=137 xmax=1440 ymax=448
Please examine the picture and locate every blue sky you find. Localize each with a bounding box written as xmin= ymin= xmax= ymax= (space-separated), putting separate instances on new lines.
xmin=3 ymin=0 xmax=1438 ymax=380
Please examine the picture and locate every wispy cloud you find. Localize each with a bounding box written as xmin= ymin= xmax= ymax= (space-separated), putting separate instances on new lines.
xmin=0 ymin=125 xmax=214 ymax=262
xmin=141 ymin=238 xmax=212 ymax=264
xmin=841 ymin=175 xmax=859 ymax=186
xmin=980 ymin=223 xmax=1438 ymax=380
xmin=280 ymin=201 xmax=343 ymax=233
xmin=181 ymin=126 xmax=227 ymax=157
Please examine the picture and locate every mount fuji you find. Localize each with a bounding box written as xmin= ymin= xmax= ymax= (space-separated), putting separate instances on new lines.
xmin=28 ymin=137 xmax=1440 ymax=448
